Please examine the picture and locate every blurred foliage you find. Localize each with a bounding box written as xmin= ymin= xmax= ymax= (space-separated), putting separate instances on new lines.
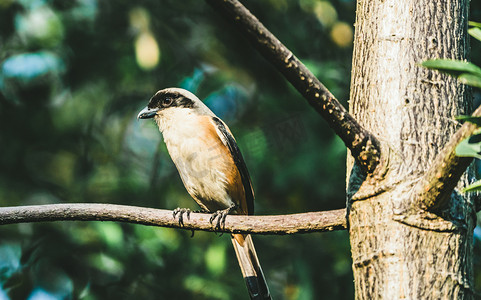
xmin=0 ymin=0 xmax=479 ymax=299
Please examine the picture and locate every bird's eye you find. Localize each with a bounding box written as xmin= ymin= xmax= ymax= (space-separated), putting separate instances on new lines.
xmin=163 ymin=97 xmax=173 ymax=107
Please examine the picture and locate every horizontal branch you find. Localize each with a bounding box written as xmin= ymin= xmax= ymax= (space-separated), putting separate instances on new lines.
xmin=414 ymin=104 xmax=481 ymax=212
xmin=0 ymin=203 xmax=347 ymax=235
xmin=205 ymin=0 xmax=382 ymax=174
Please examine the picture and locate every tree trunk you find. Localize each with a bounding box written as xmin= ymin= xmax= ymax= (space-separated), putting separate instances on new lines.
xmin=347 ymin=0 xmax=475 ymax=299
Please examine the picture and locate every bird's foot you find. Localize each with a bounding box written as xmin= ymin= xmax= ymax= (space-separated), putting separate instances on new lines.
xmin=209 ymin=205 xmax=237 ymax=233
xmin=173 ymin=207 xmax=191 ymax=226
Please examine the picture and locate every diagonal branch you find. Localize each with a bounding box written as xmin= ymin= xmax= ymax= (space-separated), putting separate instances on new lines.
xmin=205 ymin=0 xmax=382 ymax=174
xmin=0 ymin=204 xmax=347 ymax=235
xmin=414 ymin=105 xmax=481 ymax=212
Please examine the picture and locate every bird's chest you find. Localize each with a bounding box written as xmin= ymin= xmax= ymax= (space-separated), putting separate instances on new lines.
xmin=167 ymin=135 xmax=224 ymax=184
xmin=161 ymin=120 xmax=234 ymax=210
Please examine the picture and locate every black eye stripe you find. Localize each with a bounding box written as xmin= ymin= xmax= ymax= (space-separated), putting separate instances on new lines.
xmin=177 ymin=96 xmax=195 ymax=108
xmin=148 ymin=91 xmax=195 ymax=109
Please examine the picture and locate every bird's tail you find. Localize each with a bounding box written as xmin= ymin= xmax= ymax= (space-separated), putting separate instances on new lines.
xmin=231 ymin=234 xmax=271 ymax=300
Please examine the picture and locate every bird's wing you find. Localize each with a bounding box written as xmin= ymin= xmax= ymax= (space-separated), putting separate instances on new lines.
xmin=211 ymin=117 xmax=254 ymax=215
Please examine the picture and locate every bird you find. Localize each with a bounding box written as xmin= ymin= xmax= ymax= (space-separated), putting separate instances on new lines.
xmin=137 ymin=87 xmax=271 ymax=300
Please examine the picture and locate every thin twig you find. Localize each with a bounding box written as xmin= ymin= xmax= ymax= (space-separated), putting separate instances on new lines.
xmin=205 ymin=0 xmax=382 ymax=174
xmin=0 ymin=203 xmax=347 ymax=235
xmin=414 ymin=105 xmax=481 ymax=212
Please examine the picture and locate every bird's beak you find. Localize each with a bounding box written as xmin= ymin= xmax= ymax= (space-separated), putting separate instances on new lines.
xmin=137 ymin=106 xmax=159 ymax=120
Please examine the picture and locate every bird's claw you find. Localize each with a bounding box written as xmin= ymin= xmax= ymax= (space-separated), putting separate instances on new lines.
xmin=209 ymin=210 xmax=227 ymax=232
xmin=209 ymin=205 xmax=237 ymax=235
xmin=173 ymin=207 xmax=191 ymax=226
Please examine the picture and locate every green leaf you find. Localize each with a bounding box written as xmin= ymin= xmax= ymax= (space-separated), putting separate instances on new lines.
xmin=458 ymin=73 xmax=481 ymax=88
xmin=421 ymin=59 xmax=481 ymax=77
xmin=455 ymin=133 xmax=481 ymax=159
xmin=463 ymin=180 xmax=481 ymax=193
xmin=469 ymin=27 xmax=481 ymax=42
xmin=455 ymin=115 xmax=481 ymax=125
xmin=469 ymin=21 xmax=481 ymax=28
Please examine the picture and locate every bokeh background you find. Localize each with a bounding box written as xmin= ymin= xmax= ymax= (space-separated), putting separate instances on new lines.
xmin=0 ymin=0 xmax=480 ymax=299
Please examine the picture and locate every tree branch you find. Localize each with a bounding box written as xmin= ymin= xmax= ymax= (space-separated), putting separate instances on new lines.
xmin=205 ymin=0 xmax=382 ymax=174
xmin=0 ymin=204 xmax=347 ymax=234
xmin=414 ymin=105 xmax=481 ymax=212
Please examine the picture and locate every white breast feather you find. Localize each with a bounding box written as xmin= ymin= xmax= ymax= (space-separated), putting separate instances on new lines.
xmin=155 ymin=107 xmax=235 ymax=211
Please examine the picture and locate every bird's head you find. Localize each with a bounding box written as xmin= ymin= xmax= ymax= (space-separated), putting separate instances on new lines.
xmin=137 ymin=88 xmax=212 ymax=120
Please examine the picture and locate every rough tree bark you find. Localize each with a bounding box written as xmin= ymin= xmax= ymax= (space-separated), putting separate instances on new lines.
xmin=347 ymin=0 xmax=475 ymax=299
